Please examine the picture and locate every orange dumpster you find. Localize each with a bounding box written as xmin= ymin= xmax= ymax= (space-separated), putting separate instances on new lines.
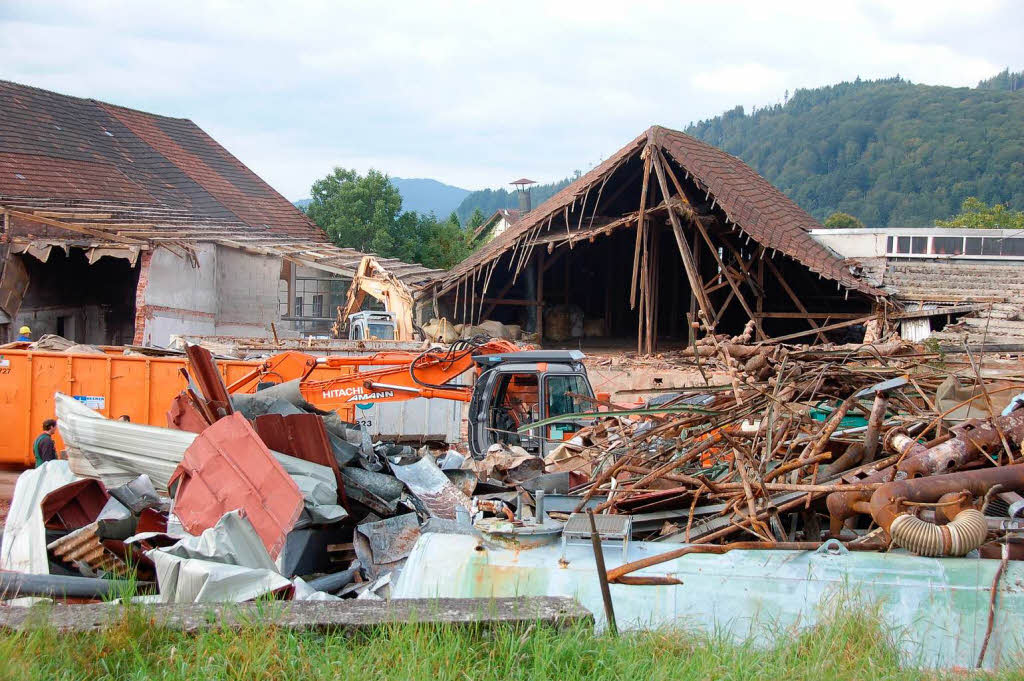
xmin=0 ymin=347 xmax=355 ymax=467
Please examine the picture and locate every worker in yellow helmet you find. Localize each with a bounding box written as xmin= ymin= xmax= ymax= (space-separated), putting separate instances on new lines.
xmin=17 ymin=325 xmax=31 ymax=342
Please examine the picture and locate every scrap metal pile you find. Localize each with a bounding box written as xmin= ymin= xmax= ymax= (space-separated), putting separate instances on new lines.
xmin=547 ymin=340 xmax=1024 ymax=578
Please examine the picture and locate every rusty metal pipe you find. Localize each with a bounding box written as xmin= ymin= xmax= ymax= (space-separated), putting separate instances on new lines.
xmin=862 ymin=393 xmax=888 ymax=463
xmin=869 ymin=464 xmax=1024 ymax=556
xmin=828 ymin=409 xmax=1024 ymax=535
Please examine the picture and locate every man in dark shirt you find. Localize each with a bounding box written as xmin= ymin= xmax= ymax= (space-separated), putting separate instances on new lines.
xmin=33 ymin=419 xmax=58 ymax=466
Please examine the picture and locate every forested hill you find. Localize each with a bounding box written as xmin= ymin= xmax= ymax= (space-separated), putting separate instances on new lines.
xmin=455 ymin=175 xmax=576 ymax=224
xmin=684 ymin=70 xmax=1024 ymax=227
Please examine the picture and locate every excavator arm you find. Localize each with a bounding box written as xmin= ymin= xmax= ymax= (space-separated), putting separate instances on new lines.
xmin=332 ymin=255 xmax=417 ymax=340
xmin=226 ymin=338 xmax=520 ymax=413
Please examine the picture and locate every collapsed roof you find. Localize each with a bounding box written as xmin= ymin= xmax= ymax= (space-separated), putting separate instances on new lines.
xmin=436 ymin=126 xmax=881 ymax=297
xmin=430 ymin=125 xmax=885 ymax=350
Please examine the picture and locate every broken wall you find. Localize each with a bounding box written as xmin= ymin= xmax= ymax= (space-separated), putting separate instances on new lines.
xmin=135 ymin=243 xmax=283 ymax=346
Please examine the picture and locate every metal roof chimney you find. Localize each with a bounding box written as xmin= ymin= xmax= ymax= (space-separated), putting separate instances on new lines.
xmin=511 ymin=178 xmax=536 ymax=214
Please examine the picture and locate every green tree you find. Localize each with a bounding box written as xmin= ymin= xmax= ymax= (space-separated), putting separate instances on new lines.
xmin=306 ymin=168 xmax=402 ymax=251
xmin=936 ymin=197 xmax=1024 ymax=230
xmin=823 ymin=211 xmax=865 ymax=229
xmin=685 ymin=72 xmax=1024 ymax=226
xmin=465 ymin=207 xmax=487 ymax=232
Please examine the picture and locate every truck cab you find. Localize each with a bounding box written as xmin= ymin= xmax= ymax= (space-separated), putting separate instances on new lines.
xmin=467 ymin=350 xmax=595 ymax=458
xmin=348 ymin=311 xmax=398 ymax=341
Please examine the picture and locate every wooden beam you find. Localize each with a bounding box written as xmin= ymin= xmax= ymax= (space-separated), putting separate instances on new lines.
xmin=2 ymin=209 xmax=146 ymax=245
xmin=536 ymin=249 xmax=544 ymax=339
xmin=629 ymin=147 xmax=653 ymax=309
xmin=480 ymin=298 xmax=540 ymax=306
xmin=762 ymin=314 xmax=875 ymax=344
xmin=763 ymin=256 xmax=827 ymax=343
xmin=755 ymin=311 xmax=866 ymax=319
xmin=684 ymin=207 xmax=765 ymax=340
xmin=650 ymin=150 xmax=713 ymax=327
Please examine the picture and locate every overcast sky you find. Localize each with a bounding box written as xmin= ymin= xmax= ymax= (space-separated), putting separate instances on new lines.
xmin=1 ymin=1 xmax=1021 ymax=201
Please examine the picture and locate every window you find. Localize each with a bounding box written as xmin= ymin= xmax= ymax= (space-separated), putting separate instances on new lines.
xmin=278 ymin=280 xmax=289 ymax=316
xmin=367 ymin=323 xmax=395 ymax=340
xmin=545 ymin=374 xmax=590 ymax=418
xmin=488 ymin=373 xmax=540 ymax=446
xmin=886 ymin=236 xmax=894 ymax=254
xmin=932 ymin=237 xmax=963 ymax=255
xmin=544 ymin=374 xmax=590 ymax=442
xmin=965 ymin=238 xmax=983 ymax=255
xmin=896 ymin=236 xmax=912 ymax=254
xmin=294 ymin=296 xmax=303 ymax=316
xmin=911 ymin=236 xmax=928 ymax=254
xmin=1004 ymin=239 xmax=1024 ymax=256
xmin=312 ymin=294 xmax=324 ymax=318
xmin=982 ymin=238 xmax=1003 ymax=256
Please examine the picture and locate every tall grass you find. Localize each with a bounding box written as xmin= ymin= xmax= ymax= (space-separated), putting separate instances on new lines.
xmin=0 ymin=602 xmax=1018 ymax=681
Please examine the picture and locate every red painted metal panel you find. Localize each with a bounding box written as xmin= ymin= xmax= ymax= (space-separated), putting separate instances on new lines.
xmin=40 ymin=478 xmax=110 ymax=531
xmin=253 ymin=413 xmax=347 ymax=507
xmin=169 ymin=413 xmax=302 ymax=558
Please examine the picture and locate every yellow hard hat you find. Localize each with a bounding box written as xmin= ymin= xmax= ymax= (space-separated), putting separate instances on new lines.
xmin=19 ymin=326 xmax=31 ymax=335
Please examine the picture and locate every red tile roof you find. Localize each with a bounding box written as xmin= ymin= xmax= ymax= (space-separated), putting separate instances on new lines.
xmin=0 ymin=80 xmax=324 ymax=242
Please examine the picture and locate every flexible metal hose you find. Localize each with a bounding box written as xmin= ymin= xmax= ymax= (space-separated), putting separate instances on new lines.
xmin=888 ymin=508 xmax=988 ymax=557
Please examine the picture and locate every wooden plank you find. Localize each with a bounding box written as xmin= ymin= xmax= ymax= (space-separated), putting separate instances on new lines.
xmin=755 ymin=311 xmax=867 ymax=319
xmin=3 ymin=209 xmax=146 ymax=245
xmin=761 ymin=314 xmax=875 ymax=344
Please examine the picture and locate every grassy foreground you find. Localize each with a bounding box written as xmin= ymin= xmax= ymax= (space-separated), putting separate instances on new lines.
xmin=0 ymin=603 xmax=1019 ymax=681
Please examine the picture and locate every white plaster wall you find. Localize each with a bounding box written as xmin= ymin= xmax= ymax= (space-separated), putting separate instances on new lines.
xmin=139 ymin=244 xmax=218 ymax=346
xmin=213 ymin=244 xmax=281 ymax=337
xmin=810 ymin=230 xmax=888 ymax=258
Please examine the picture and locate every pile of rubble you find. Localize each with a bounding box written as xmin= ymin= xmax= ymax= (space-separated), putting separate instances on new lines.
xmin=542 ymin=339 xmax=1024 ymax=581
xmin=4 ymin=337 xmax=1024 ymax=606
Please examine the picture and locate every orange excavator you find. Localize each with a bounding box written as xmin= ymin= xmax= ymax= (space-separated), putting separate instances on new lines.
xmin=222 ymin=337 xmax=598 ymax=457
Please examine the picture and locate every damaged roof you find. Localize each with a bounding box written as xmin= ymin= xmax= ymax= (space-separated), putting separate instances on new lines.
xmin=0 ymin=80 xmax=442 ymax=287
xmin=436 ymin=125 xmax=882 ymax=297
xmin=0 ymin=79 xmax=322 ymax=241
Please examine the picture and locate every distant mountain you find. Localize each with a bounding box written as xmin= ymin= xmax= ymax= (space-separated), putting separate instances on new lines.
xmin=294 ymin=178 xmax=469 ymax=219
xmin=684 ymin=71 xmax=1024 ymax=226
xmin=391 ymin=177 xmax=469 ymax=217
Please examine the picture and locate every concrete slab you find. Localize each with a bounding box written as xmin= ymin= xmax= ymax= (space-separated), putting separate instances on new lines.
xmin=0 ymin=597 xmax=592 ymax=634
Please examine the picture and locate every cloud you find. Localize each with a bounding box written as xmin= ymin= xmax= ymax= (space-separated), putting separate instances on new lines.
xmin=0 ymin=0 xmax=1019 ymax=199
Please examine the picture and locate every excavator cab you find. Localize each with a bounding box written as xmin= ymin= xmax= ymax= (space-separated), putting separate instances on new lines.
xmin=348 ymin=311 xmax=397 ymax=341
xmin=468 ymin=350 xmax=595 ymax=458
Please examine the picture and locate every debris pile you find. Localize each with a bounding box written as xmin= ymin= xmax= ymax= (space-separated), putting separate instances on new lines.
xmin=543 ymin=340 xmax=1024 ymax=579
xmin=4 ymin=337 xmax=1024 ymax=608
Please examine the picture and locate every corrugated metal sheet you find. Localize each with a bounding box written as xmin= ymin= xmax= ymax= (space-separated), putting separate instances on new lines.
xmin=169 ymin=413 xmax=303 ymax=559
xmin=57 ymin=392 xmax=197 ymax=493
xmin=46 ymin=521 xmax=128 ymax=576
xmin=147 ymin=511 xmax=292 ymax=603
xmin=0 ymin=460 xmax=78 ymax=573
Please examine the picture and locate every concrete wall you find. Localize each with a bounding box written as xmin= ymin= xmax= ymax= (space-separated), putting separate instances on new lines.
xmin=810 ymin=229 xmax=888 ymax=258
xmin=134 ymin=244 xmax=217 ymax=345
xmin=137 ymin=243 xmax=283 ymax=346
xmin=214 ymin=244 xmax=281 ymax=337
